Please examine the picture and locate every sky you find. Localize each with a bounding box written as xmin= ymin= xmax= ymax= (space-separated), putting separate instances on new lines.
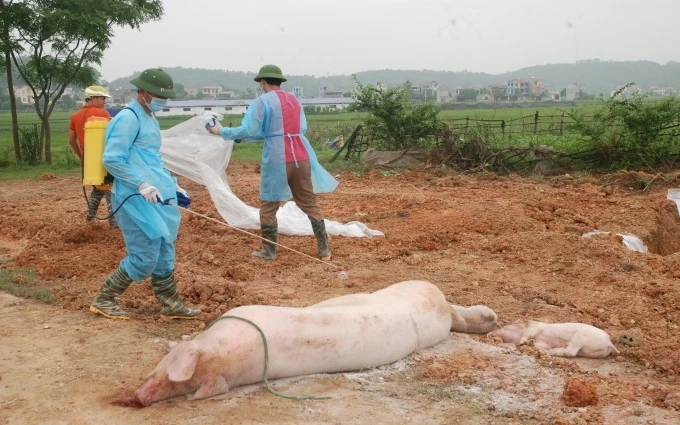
xmin=98 ymin=0 xmax=680 ymax=82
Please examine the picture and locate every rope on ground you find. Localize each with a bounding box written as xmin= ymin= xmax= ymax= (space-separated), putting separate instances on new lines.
xmin=169 ymin=204 xmax=343 ymax=271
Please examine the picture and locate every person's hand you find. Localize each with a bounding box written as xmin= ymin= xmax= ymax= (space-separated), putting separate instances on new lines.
xmin=206 ymin=124 xmax=223 ymax=136
xmin=138 ymin=182 xmax=164 ymax=204
xmin=175 ymin=184 xmax=191 ymax=208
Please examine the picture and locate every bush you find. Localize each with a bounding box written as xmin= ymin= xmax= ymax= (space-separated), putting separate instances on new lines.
xmin=569 ymin=84 xmax=680 ymax=169
xmin=349 ymin=77 xmax=442 ymax=150
xmin=19 ymin=124 xmax=41 ymax=165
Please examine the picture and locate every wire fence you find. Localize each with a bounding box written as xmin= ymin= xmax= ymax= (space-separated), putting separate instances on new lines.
xmin=332 ymin=110 xmax=680 ymax=173
xmin=441 ymin=111 xmax=680 ymax=138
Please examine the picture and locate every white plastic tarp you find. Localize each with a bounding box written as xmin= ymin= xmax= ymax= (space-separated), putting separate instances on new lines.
xmin=582 ymin=230 xmax=648 ymax=253
xmin=159 ymin=116 xmax=383 ymax=237
xmin=667 ymin=188 xmax=680 ymax=216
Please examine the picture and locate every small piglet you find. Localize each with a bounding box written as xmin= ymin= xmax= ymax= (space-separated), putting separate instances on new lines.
xmin=450 ymin=305 xmax=498 ymax=334
xmin=488 ymin=321 xmax=619 ymax=358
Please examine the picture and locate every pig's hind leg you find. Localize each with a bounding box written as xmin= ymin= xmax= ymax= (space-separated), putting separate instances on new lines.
xmin=545 ymin=340 xmax=582 ymax=357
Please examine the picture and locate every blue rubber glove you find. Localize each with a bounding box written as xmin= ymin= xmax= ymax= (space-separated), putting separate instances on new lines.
xmin=175 ymin=184 xmax=191 ymax=209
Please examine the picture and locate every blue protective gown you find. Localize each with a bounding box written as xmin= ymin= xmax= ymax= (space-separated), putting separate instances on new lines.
xmin=102 ymin=100 xmax=180 ymax=282
xmin=219 ymin=91 xmax=338 ymax=201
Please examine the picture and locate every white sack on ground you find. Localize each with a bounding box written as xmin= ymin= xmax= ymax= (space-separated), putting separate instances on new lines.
xmin=159 ymin=116 xmax=383 ymax=237
xmin=582 ymin=230 xmax=648 ymax=253
xmin=668 ymin=188 xmax=680 ymax=216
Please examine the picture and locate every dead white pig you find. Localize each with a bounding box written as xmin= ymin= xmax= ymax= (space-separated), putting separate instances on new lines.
xmin=489 ymin=321 xmax=620 ymax=358
xmin=450 ymin=305 xmax=498 ymax=334
xmin=134 ymin=280 xmax=452 ymax=406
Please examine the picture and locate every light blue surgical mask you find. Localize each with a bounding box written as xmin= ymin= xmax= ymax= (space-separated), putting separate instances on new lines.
xmin=142 ymin=92 xmax=167 ymax=112
xmin=148 ymin=97 xmax=167 ymax=112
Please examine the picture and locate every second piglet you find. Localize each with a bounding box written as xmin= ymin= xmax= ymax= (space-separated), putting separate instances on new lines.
xmin=488 ymin=321 xmax=619 ymax=358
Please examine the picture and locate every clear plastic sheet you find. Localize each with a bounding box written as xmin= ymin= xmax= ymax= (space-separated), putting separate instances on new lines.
xmin=159 ymin=116 xmax=384 ymax=237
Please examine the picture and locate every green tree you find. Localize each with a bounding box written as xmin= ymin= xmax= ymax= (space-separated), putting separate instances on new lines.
xmin=174 ymin=82 xmax=187 ymax=97
xmin=456 ymin=88 xmax=478 ymax=102
xmin=349 ymin=76 xmax=442 ymax=150
xmin=0 ymin=0 xmax=23 ymax=162
xmin=57 ymin=94 xmax=76 ymax=110
xmin=8 ymin=0 xmax=163 ymax=164
xmin=491 ymin=86 xmax=506 ymax=101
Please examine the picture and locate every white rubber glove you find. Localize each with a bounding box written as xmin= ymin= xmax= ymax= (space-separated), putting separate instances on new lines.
xmin=138 ymin=182 xmax=164 ymax=204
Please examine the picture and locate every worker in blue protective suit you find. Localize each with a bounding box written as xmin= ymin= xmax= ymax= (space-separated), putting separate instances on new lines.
xmin=207 ymin=64 xmax=338 ymax=261
xmin=89 ymin=68 xmax=200 ymax=320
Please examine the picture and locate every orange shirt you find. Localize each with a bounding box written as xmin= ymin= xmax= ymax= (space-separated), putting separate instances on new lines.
xmin=69 ymin=105 xmax=111 ymax=151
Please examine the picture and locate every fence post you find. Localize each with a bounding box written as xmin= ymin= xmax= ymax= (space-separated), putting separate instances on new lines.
xmin=559 ymin=112 xmax=565 ymax=136
xmin=501 ymin=119 xmax=506 ymax=138
xmin=465 ymin=116 xmax=469 ymax=135
xmin=533 ymin=111 xmax=539 ymax=135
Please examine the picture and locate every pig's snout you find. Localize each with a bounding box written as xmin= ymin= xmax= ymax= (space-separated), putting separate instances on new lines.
xmin=487 ymin=326 xmax=523 ymax=345
xmin=134 ymin=375 xmax=171 ymax=407
xmin=134 ymin=378 xmax=156 ymax=407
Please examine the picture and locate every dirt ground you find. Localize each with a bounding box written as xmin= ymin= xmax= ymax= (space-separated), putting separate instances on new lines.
xmin=2 ymin=162 xmax=680 ymax=425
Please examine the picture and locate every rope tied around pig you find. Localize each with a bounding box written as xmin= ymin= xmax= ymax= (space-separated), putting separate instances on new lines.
xmin=201 ymin=315 xmax=332 ymax=400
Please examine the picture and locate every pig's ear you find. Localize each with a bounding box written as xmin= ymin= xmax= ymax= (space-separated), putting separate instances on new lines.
xmin=167 ymin=342 xmax=200 ymax=382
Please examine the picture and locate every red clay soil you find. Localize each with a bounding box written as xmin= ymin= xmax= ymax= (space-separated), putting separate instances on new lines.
xmin=2 ymin=162 xmax=680 ymax=424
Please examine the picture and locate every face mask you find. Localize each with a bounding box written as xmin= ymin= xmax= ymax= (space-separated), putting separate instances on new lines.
xmin=142 ymin=92 xmax=167 ymax=112
xmin=148 ymin=97 xmax=167 ymax=112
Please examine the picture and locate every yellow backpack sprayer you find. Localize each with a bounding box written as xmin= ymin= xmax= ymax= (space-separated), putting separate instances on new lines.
xmin=82 ymin=116 xmax=112 ymax=190
xmin=80 ymin=108 xmax=140 ymax=222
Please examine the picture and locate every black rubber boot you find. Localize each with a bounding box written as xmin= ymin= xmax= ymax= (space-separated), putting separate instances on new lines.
xmin=152 ymin=271 xmax=201 ymax=319
xmin=252 ymin=223 xmax=278 ymax=260
xmin=311 ymin=219 xmax=331 ymax=260
xmin=86 ymin=187 xmax=105 ymax=221
xmin=105 ymin=191 xmax=119 ymax=229
xmin=90 ymin=267 xmax=133 ymax=319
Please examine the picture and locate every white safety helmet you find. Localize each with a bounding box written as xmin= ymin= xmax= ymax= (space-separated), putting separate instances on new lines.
xmin=84 ymin=85 xmax=111 ymax=99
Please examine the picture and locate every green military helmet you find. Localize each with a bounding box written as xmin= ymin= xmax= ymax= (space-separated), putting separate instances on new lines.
xmin=130 ymin=68 xmax=177 ymax=99
xmin=254 ymin=64 xmax=287 ymax=82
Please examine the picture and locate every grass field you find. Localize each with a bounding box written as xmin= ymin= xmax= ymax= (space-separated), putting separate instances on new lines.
xmin=0 ymin=103 xmax=601 ymax=180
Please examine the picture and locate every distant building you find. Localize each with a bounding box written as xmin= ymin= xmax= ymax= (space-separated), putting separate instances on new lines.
xmin=155 ymin=97 xmax=355 ymax=117
xmin=202 ymin=85 xmax=235 ymax=99
xmin=649 ymin=86 xmax=675 ymax=96
xmin=506 ymin=78 xmax=529 ymax=99
xmin=476 ymin=93 xmax=494 ymax=102
xmin=319 ymin=86 xmax=344 ymax=98
xmin=13 ymin=85 xmax=35 ymax=104
xmin=436 ymin=85 xmax=453 ymax=103
xmin=293 ymin=86 xmax=304 ymax=98
xmin=566 ymin=83 xmax=585 ymax=101
xmin=108 ymin=87 xmax=137 ymax=106
xmin=530 ymin=78 xmax=545 ymax=95
xmin=185 ymin=87 xmax=198 ymax=96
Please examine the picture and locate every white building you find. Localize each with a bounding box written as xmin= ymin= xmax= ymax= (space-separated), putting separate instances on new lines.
xmin=13 ymin=85 xmax=35 ymax=104
xmin=566 ymin=83 xmax=585 ymax=101
xmin=435 ymin=85 xmax=453 ymax=103
xmin=155 ymin=97 xmax=355 ymax=117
